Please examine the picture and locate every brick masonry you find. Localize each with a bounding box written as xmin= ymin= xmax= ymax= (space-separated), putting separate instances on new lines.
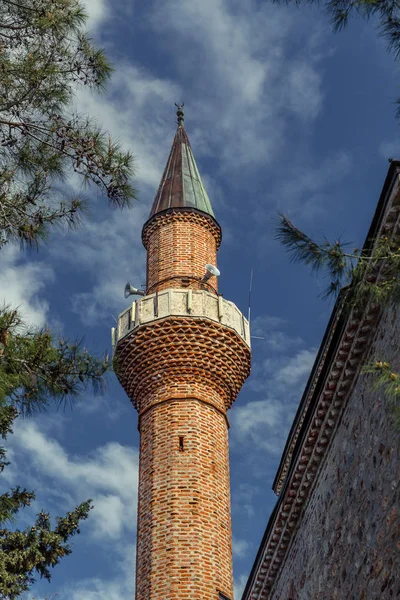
xmin=270 ymin=304 xmax=400 ymax=600
xmin=115 ymin=316 xmax=251 ymax=411
xmin=135 ymin=388 xmax=233 ymax=600
xmin=115 ymin=205 xmax=250 ymax=600
xmin=142 ymin=210 xmax=221 ymax=294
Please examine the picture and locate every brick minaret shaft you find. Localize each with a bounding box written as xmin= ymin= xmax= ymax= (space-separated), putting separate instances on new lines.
xmin=114 ymin=106 xmax=251 ymax=600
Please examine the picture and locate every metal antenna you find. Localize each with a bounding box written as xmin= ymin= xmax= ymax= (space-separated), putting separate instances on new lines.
xmin=247 ymin=269 xmax=266 ymax=340
xmin=248 ymin=268 xmax=253 ymax=324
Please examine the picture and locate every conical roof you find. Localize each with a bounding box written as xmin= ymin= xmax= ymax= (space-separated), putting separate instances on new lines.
xmin=149 ymin=107 xmax=215 ymax=219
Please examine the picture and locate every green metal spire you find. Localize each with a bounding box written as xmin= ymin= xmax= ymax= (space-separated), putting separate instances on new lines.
xmin=148 ymin=106 xmax=216 ymax=219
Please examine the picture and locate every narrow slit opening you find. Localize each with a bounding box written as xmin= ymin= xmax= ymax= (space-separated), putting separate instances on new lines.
xmin=179 ymin=436 xmax=184 ymax=452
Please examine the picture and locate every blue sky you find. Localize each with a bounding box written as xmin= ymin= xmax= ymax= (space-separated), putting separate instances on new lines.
xmin=1 ymin=0 xmax=399 ymax=597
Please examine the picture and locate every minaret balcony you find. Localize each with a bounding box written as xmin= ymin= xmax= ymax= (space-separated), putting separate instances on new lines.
xmin=112 ymin=288 xmax=250 ymax=350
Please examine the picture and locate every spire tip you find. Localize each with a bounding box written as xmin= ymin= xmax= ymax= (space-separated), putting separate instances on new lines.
xmin=175 ymin=102 xmax=184 ymax=127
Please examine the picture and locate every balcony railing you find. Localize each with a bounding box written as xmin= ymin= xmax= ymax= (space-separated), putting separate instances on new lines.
xmin=111 ymin=288 xmax=250 ymax=350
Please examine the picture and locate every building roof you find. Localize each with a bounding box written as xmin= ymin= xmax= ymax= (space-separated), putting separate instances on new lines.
xmin=272 ymin=159 xmax=400 ymax=497
xmin=241 ymin=159 xmax=400 ymax=600
xmin=148 ymin=106 xmax=216 ymax=219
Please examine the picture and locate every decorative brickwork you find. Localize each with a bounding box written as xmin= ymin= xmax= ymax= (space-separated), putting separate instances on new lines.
xmin=142 ymin=208 xmax=222 ymax=249
xmin=114 ymin=118 xmax=250 ymax=600
xmin=115 ymin=316 xmax=251 ymax=411
xmin=142 ymin=209 xmax=221 ymax=294
xmin=115 ymin=310 xmax=250 ymax=600
xmin=135 ymin=393 xmax=233 ymax=600
xmin=115 ymin=288 xmax=251 ymax=348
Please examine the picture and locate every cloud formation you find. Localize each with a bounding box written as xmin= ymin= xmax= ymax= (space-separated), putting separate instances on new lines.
xmin=58 ymin=542 xmax=135 ymax=600
xmin=6 ymin=418 xmax=139 ymax=541
xmin=231 ymin=314 xmax=316 ymax=458
xmin=150 ymin=0 xmax=327 ymax=168
xmin=0 ymin=244 xmax=54 ymax=327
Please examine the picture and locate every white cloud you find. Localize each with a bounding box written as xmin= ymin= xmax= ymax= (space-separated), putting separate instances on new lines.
xmin=6 ymin=419 xmax=139 ymax=541
xmin=64 ymin=205 xmax=147 ymax=325
xmin=90 ymin=494 xmax=125 ymax=539
xmin=285 ymin=62 xmax=323 ymax=119
xmin=251 ymin=315 xmax=304 ymax=352
xmin=231 ymin=482 xmax=260 ymax=519
xmin=74 ymin=391 xmax=129 ymax=420
xmin=233 ymin=537 xmax=250 ymax=559
xmin=59 ymin=542 xmax=135 ymax=600
xmin=231 ymin=348 xmax=315 ymax=454
xmin=24 ymin=594 xmax=59 ymax=600
xmin=74 ymin=64 xmax=181 ymax=192
xmin=0 ymin=244 xmax=54 ymax=327
xmin=275 ymin=348 xmax=316 ymax=385
xmin=81 ymin=0 xmax=109 ymax=29
xmin=150 ymin=0 xmax=328 ymax=168
xmin=48 ymin=63 xmax=183 ymax=324
xmin=276 ymin=151 xmax=353 ymax=221
xmin=24 ymin=544 xmax=135 ymax=600
xmin=232 ymin=397 xmax=290 ymax=456
xmin=248 ymin=317 xmax=311 ymax=392
xmin=251 ymin=315 xmax=287 ymax=333
xmin=235 ymin=573 xmax=249 ymax=599
xmin=232 ymin=309 xmax=316 ymax=457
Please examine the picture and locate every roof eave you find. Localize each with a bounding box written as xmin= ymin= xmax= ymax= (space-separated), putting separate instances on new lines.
xmin=242 ymin=160 xmax=400 ymax=599
xmin=272 ymin=159 xmax=400 ymax=494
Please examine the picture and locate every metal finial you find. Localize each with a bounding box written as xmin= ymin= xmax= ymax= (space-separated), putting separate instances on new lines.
xmin=175 ymin=102 xmax=184 ymax=127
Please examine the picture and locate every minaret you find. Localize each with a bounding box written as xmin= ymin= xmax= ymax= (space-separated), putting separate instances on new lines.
xmin=113 ymin=106 xmax=251 ymax=600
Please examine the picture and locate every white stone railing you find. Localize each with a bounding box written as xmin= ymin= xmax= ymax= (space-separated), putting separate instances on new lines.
xmin=112 ymin=288 xmax=250 ymax=350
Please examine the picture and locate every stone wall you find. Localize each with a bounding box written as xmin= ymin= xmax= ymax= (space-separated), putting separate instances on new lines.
xmin=271 ymin=304 xmax=400 ymax=600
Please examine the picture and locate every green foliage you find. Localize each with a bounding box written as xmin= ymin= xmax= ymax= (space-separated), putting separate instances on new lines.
xmin=0 ymin=0 xmax=137 ymax=250
xmin=362 ymin=361 xmax=400 ymax=425
xmin=0 ymin=306 xmax=112 ymax=597
xmin=0 ymin=307 xmax=110 ymax=413
xmin=276 ymin=214 xmax=400 ymax=308
xmin=276 ymin=214 xmax=400 ymax=419
xmin=0 ymin=0 xmax=136 ymax=594
xmin=0 ymin=496 xmax=92 ymax=598
xmin=273 ymin=0 xmax=400 ymax=60
xmin=276 ymin=215 xmax=349 ymax=298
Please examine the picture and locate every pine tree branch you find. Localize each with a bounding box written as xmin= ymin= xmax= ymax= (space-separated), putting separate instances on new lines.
xmin=362 ymin=361 xmax=400 ymax=426
xmin=2 ymin=0 xmax=38 ymax=13
xmin=0 ymin=307 xmax=112 ymax=413
xmin=0 ymin=0 xmax=136 ymax=250
xmin=271 ymin=0 xmax=400 ymax=90
xmin=276 ymin=214 xmax=400 ymax=306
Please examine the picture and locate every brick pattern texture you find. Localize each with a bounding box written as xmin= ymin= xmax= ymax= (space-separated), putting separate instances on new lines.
xmin=143 ymin=211 xmax=220 ymax=293
xmin=115 ymin=317 xmax=251 ymax=411
xmin=270 ymin=305 xmax=400 ymax=600
xmin=114 ymin=207 xmax=249 ymax=600
xmin=135 ymin=387 xmax=233 ymax=600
